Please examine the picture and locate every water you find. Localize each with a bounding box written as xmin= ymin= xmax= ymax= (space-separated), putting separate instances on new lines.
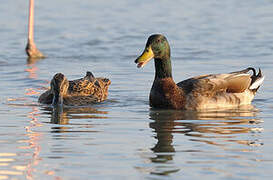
xmin=0 ymin=0 xmax=273 ymax=179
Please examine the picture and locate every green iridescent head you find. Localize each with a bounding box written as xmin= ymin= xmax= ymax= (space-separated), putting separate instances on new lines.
xmin=135 ymin=34 xmax=171 ymax=68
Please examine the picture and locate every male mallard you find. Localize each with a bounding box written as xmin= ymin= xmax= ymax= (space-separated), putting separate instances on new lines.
xmin=135 ymin=34 xmax=264 ymax=110
xmin=39 ymin=71 xmax=111 ymax=106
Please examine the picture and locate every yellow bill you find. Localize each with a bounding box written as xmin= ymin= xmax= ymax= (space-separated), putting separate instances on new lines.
xmin=135 ymin=46 xmax=154 ymax=68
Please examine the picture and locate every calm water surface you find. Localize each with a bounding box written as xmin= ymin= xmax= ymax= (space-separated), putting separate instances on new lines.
xmin=0 ymin=0 xmax=273 ymax=179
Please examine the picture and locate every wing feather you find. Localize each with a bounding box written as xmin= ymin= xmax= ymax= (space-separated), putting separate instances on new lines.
xmin=177 ymin=72 xmax=252 ymax=95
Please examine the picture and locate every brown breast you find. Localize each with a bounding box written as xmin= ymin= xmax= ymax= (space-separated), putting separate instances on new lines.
xmin=149 ymin=78 xmax=185 ymax=109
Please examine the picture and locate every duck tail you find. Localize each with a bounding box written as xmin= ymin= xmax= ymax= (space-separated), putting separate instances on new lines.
xmin=249 ymin=68 xmax=265 ymax=92
xmin=86 ymin=71 xmax=95 ymax=78
xmin=85 ymin=71 xmax=95 ymax=81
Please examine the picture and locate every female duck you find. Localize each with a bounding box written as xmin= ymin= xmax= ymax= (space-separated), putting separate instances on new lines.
xmin=39 ymin=71 xmax=111 ymax=106
xmin=135 ymin=34 xmax=264 ymax=110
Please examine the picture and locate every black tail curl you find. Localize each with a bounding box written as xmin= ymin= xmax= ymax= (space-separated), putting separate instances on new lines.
xmin=248 ymin=67 xmax=262 ymax=86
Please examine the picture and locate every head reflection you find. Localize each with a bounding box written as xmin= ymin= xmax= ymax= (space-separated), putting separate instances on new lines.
xmin=41 ymin=106 xmax=109 ymax=125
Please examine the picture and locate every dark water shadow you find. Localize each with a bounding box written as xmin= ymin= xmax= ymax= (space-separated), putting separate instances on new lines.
xmin=41 ymin=106 xmax=109 ymax=123
xmin=145 ymin=105 xmax=263 ymax=176
xmin=39 ymin=106 xmax=109 ymax=134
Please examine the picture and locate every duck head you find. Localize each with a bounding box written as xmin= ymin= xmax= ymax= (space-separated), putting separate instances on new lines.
xmin=50 ymin=73 xmax=69 ymax=107
xmin=135 ymin=34 xmax=170 ymax=68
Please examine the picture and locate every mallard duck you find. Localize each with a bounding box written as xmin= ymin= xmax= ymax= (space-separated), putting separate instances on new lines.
xmin=39 ymin=71 xmax=111 ymax=106
xmin=135 ymin=34 xmax=264 ymax=110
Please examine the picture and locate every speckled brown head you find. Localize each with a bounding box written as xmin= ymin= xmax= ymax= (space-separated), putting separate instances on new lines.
xmin=50 ymin=73 xmax=69 ymax=106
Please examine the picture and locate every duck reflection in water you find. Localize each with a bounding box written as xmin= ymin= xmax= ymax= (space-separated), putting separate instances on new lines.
xmin=49 ymin=106 xmax=108 ymax=125
xmin=147 ymin=105 xmax=262 ymax=175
